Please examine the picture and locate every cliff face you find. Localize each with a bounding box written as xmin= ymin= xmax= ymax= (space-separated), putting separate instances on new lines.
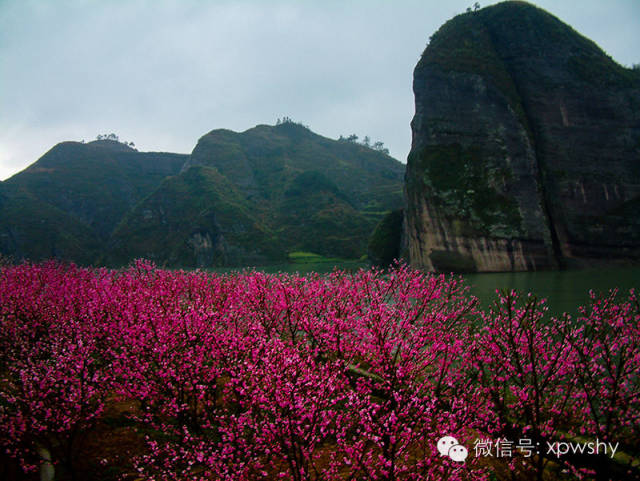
xmin=406 ymin=1 xmax=640 ymax=272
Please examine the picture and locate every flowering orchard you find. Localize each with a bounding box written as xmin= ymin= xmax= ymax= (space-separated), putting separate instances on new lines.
xmin=0 ymin=261 xmax=638 ymax=480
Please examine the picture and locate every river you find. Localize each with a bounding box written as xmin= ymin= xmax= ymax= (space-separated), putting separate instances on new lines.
xmin=464 ymin=266 xmax=639 ymax=317
xmin=235 ymin=263 xmax=638 ymax=318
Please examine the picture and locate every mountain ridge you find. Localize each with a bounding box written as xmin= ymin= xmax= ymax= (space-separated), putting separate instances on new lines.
xmin=107 ymin=122 xmax=404 ymax=266
xmin=1 ymin=122 xmax=405 ymax=267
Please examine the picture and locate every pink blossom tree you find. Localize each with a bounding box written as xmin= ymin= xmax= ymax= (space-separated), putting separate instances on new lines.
xmin=557 ymin=289 xmax=640 ymax=480
xmin=0 ymin=263 xmax=112 ymax=480
xmin=473 ymin=290 xmax=579 ymax=480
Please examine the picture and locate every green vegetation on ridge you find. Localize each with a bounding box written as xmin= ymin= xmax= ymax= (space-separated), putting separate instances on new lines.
xmin=125 ymin=121 xmax=406 ymax=266
xmin=1 ymin=122 xmax=405 ymax=268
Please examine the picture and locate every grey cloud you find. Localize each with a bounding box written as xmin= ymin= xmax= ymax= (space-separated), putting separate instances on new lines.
xmin=1 ymin=0 xmax=639 ymax=180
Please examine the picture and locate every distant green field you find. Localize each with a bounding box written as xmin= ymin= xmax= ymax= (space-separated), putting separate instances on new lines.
xmin=288 ymin=251 xmax=342 ymax=263
xmin=207 ymin=252 xmax=369 ymax=275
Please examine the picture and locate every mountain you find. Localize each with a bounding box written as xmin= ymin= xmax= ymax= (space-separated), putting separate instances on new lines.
xmin=0 ymin=140 xmax=186 ymax=264
xmin=106 ymin=122 xmax=404 ymax=267
xmin=405 ymin=1 xmax=640 ymax=272
xmin=1 ymin=124 xmax=405 ymax=267
xmin=0 ymin=182 xmax=102 ymax=265
xmin=103 ymin=164 xmax=283 ymax=267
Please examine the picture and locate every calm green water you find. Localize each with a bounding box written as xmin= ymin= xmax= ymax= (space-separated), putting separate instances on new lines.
xmin=463 ymin=267 xmax=639 ymax=317
xmin=233 ymin=263 xmax=638 ymax=318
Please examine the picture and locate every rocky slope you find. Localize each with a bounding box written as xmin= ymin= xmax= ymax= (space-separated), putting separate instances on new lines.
xmin=405 ymin=1 xmax=640 ymax=272
xmin=104 ymin=165 xmax=283 ymax=267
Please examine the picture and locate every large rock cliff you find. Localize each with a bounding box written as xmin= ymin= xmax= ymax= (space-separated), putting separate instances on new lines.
xmin=405 ymin=1 xmax=640 ymax=272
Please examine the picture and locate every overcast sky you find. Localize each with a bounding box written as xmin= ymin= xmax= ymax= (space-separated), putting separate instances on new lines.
xmin=1 ymin=0 xmax=639 ymax=180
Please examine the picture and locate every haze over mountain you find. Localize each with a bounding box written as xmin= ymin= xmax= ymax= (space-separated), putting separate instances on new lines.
xmin=0 ymin=123 xmax=404 ymax=267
